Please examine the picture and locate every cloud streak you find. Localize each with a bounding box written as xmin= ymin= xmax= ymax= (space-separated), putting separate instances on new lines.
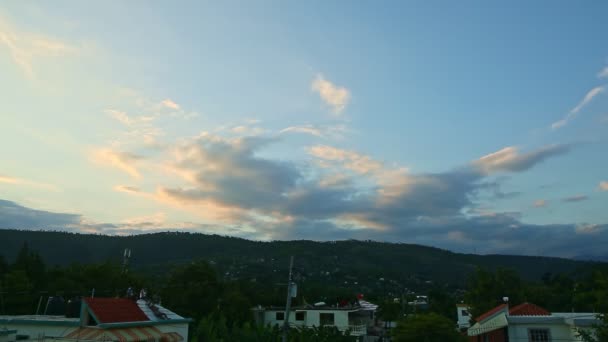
xmin=552 ymin=86 xmax=604 ymax=129
xmin=92 ymin=149 xmax=143 ymax=179
xmin=472 ymin=144 xmax=571 ymax=175
xmin=0 ymin=174 xmax=59 ymax=191
xmin=0 ymin=15 xmax=81 ymax=79
xmin=562 ymin=195 xmax=589 ymax=203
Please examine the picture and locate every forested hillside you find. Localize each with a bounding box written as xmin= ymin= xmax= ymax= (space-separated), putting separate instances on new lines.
xmin=0 ymin=229 xmax=598 ymax=293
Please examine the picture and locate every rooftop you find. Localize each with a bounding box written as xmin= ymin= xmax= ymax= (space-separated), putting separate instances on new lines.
xmin=84 ymin=298 xmax=149 ymax=324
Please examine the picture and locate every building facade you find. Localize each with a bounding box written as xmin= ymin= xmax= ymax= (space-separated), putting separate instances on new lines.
xmin=467 ymin=302 xmax=598 ymax=342
xmin=0 ymin=297 xmax=191 ymax=342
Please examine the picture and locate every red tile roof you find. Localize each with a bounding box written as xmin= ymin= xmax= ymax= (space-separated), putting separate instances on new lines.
xmin=508 ymin=302 xmax=550 ymax=316
xmin=84 ymin=298 xmax=149 ymax=324
xmin=475 ymin=304 xmax=508 ymax=322
xmin=475 ymin=302 xmax=551 ymax=322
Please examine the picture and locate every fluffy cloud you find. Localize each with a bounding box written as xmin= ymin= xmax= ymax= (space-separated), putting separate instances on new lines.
xmin=0 ymin=199 xmax=80 ymax=229
xmin=161 ymin=99 xmax=180 ymax=110
xmin=312 ymin=74 xmax=351 ymax=114
xmin=552 ymin=86 xmax=604 ymax=129
xmin=599 ymin=181 xmax=608 ymax=191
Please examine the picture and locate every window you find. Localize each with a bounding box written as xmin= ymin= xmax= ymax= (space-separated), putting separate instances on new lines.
xmin=275 ymin=312 xmax=285 ymax=321
xmin=461 ymin=309 xmax=469 ymax=316
xmin=320 ymin=313 xmax=335 ymax=326
xmin=528 ymin=329 xmax=550 ymax=342
xmin=295 ymin=311 xmax=305 ymax=321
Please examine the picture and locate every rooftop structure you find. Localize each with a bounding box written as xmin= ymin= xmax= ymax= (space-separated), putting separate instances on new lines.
xmin=0 ymin=297 xmax=191 ymax=342
xmin=468 ymin=302 xmax=599 ymax=342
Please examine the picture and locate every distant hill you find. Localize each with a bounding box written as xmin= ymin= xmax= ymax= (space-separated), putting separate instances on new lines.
xmin=0 ymin=229 xmax=600 ymax=293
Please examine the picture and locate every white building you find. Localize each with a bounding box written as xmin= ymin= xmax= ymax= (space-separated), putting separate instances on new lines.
xmin=467 ymin=302 xmax=598 ymax=342
xmin=0 ymin=297 xmax=191 ymax=342
xmin=456 ymin=304 xmax=471 ymax=329
xmin=253 ymin=300 xmax=378 ymax=337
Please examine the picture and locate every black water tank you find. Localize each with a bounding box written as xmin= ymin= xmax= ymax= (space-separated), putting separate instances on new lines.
xmin=66 ymin=297 xmax=82 ymax=318
xmin=45 ymin=296 xmax=66 ymax=315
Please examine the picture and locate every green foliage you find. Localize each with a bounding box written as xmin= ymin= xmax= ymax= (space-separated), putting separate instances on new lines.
xmin=578 ymin=313 xmax=608 ymax=342
xmin=0 ymin=229 xmax=596 ymax=295
xmin=378 ymin=300 xmax=403 ymax=321
xmin=392 ymin=313 xmax=466 ymax=342
xmin=161 ymin=261 xmax=220 ymax=322
xmin=195 ymin=315 xmax=356 ymax=342
xmin=464 ymin=267 xmax=524 ymax=318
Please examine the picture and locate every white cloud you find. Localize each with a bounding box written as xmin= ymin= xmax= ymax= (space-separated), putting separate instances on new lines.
xmin=598 ymin=66 xmax=608 ymax=79
xmin=599 ymin=181 xmax=608 ymax=191
xmin=161 ymin=99 xmax=180 ymax=110
xmin=0 ymin=15 xmax=80 ymax=79
xmin=311 ymin=74 xmax=351 ymax=114
xmin=551 ymin=86 xmax=604 ymax=129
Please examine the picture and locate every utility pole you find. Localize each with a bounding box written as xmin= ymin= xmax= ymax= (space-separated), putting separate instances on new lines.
xmin=282 ymin=256 xmax=294 ymax=342
xmin=123 ymin=248 xmax=131 ymax=274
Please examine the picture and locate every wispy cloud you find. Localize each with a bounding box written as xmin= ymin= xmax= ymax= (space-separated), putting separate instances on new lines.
xmin=312 ymin=74 xmax=351 ymax=114
xmin=0 ymin=14 xmax=81 ymax=79
xmin=599 ymin=181 xmax=608 ymax=191
xmin=562 ymin=194 xmax=589 ymax=203
xmin=533 ymin=199 xmax=547 ymax=208
xmin=473 ymin=144 xmax=571 ymax=175
xmin=551 ymin=86 xmax=605 ymax=129
xmin=0 ymin=174 xmax=59 ymax=191
xmin=280 ymin=124 xmax=349 ymax=139
xmin=308 ymin=145 xmax=383 ymax=175
xmin=598 ymin=66 xmax=608 ymax=79
xmin=92 ymin=149 xmax=143 ymax=179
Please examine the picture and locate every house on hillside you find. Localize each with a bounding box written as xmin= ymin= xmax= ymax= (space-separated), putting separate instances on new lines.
xmin=467 ymin=302 xmax=598 ymax=342
xmin=456 ymin=304 xmax=471 ymax=330
xmin=0 ymin=297 xmax=191 ymax=341
xmin=252 ymin=300 xmax=378 ymax=337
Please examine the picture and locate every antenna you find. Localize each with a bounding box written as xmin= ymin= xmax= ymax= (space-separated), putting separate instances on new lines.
xmin=282 ymin=256 xmax=295 ymax=342
xmin=123 ymin=248 xmax=131 ymax=274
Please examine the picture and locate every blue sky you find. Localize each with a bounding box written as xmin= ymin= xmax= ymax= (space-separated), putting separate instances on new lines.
xmin=1 ymin=1 xmax=607 ymax=258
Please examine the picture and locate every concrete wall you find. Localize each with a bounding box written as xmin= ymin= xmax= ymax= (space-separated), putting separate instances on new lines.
xmin=262 ymin=310 xmax=351 ymax=330
xmin=0 ymin=324 xmax=78 ymax=340
xmin=507 ymin=322 xmax=582 ymax=342
xmin=157 ymin=322 xmax=189 ymax=341
xmin=0 ymin=331 xmax=17 ymax=342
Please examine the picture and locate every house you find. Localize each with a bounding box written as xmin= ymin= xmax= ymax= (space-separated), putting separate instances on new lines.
xmin=467 ymin=302 xmax=599 ymax=342
xmin=457 ymin=304 xmax=471 ymax=329
xmin=0 ymin=297 xmax=191 ymax=341
xmin=252 ymin=300 xmax=378 ymax=337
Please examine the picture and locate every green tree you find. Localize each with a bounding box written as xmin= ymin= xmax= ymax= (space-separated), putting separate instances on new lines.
xmin=578 ymin=313 xmax=608 ymax=342
xmin=161 ymin=260 xmax=220 ymax=321
xmin=392 ymin=313 xmax=466 ymax=342
xmin=464 ymin=268 xmax=524 ymax=318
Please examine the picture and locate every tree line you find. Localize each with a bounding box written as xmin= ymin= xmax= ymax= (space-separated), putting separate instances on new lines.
xmin=1 ymin=243 xmax=607 ymax=341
